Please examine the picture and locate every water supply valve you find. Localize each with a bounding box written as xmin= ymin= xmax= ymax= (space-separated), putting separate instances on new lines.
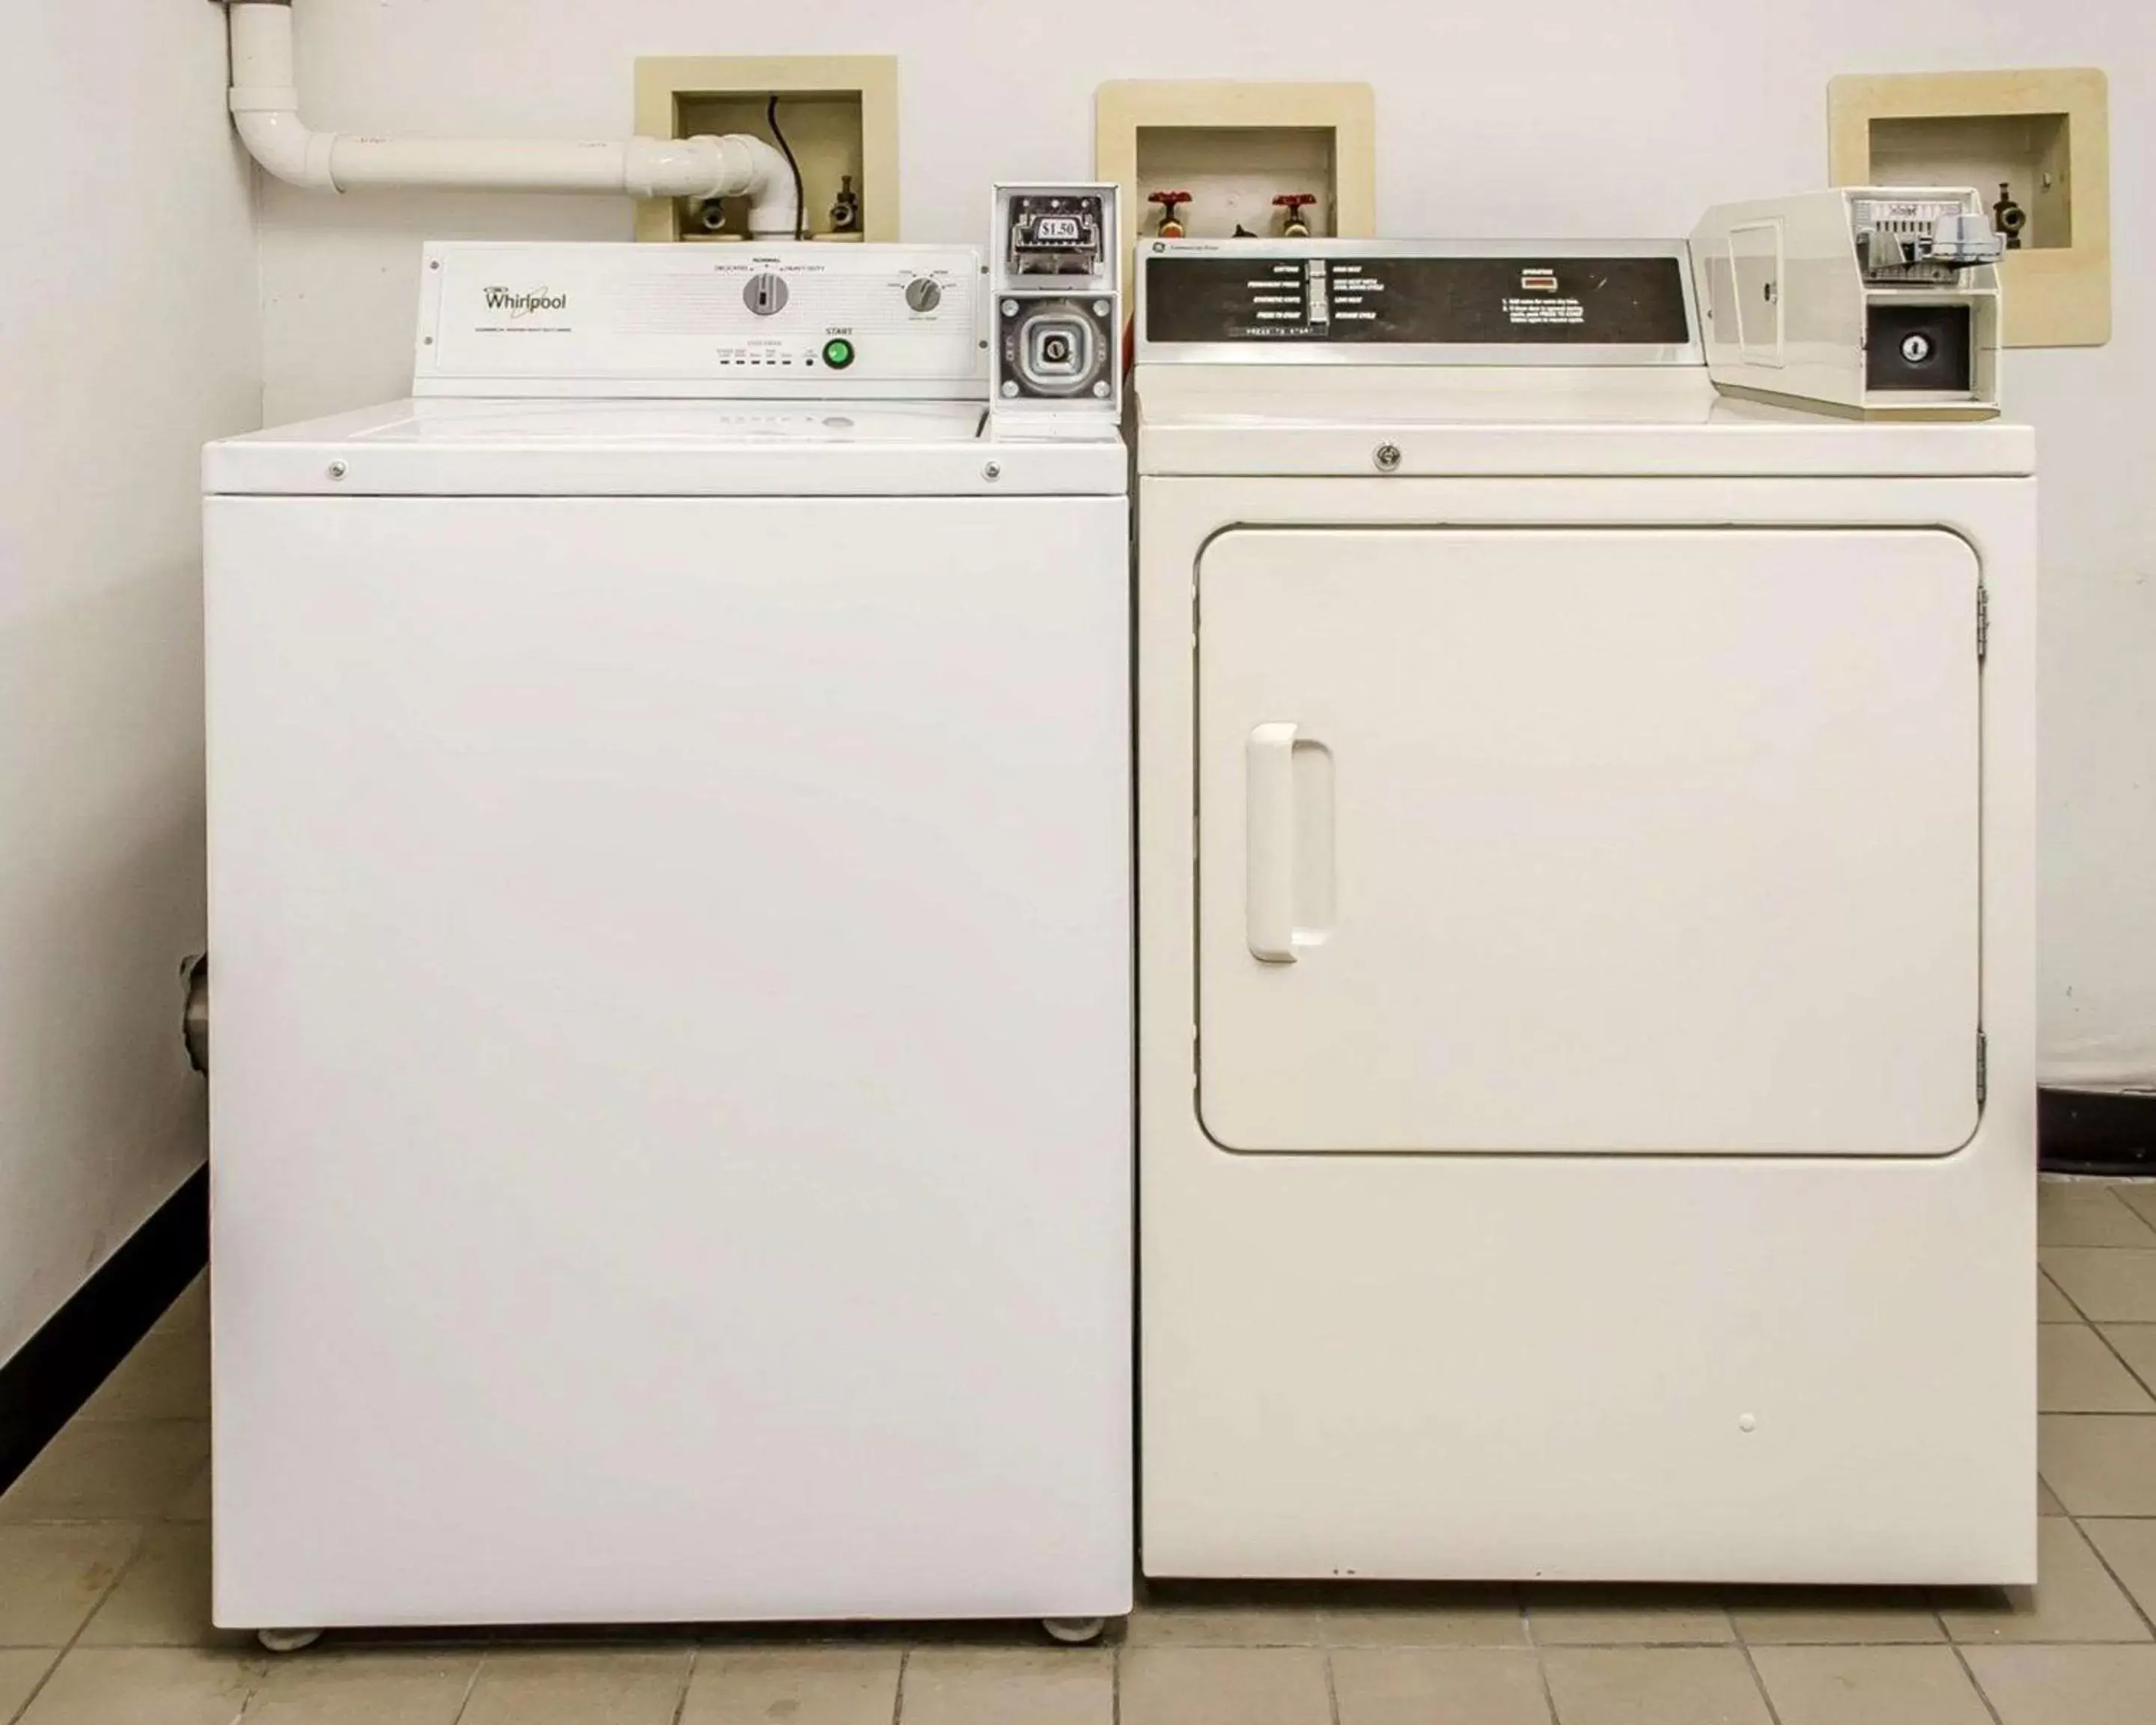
xmin=1148 ymin=189 xmax=1190 ymax=239
xmin=1992 ymin=181 xmax=2026 ymax=250
xmin=829 ymin=174 xmax=862 ymax=235
xmin=1273 ymin=193 xmax=1317 ymax=238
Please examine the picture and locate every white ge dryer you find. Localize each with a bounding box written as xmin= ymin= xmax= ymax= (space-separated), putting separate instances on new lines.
xmin=203 ymin=241 xmax=1130 ymax=1640
xmin=1134 ymin=232 xmax=2035 ymax=1585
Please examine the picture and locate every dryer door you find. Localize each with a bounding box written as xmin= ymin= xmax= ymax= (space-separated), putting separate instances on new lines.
xmin=1196 ymin=526 xmax=1982 ymax=1156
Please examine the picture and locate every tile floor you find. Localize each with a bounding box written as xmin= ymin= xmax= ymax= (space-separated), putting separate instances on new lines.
xmin=5 ymin=1178 xmax=2156 ymax=1721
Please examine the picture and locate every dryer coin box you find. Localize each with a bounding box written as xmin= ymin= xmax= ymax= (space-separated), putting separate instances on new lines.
xmin=1691 ymin=186 xmax=2003 ymax=419
xmin=991 ymin=183 xmax=1123 ymax=423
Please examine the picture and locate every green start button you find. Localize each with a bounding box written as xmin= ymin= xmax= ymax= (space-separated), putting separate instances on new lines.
xmin=820 ymin=338 xmax=856 ymax=370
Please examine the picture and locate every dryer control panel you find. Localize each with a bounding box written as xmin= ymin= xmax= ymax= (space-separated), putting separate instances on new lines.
xmin=1136 ymin=239 xmax=1699 ymax=365
xmin=415 ymin=242 xmax=986 ymax=399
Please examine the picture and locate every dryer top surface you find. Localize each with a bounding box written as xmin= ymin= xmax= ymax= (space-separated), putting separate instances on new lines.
xmin=1133 ymin=366 xmax=2034 ymax=478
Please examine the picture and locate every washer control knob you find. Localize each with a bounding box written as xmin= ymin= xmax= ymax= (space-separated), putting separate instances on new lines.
xmin=743 ymin=273 xmax=789 ymax=316
xmin=904 ymin=277 xmax=943 ymax=313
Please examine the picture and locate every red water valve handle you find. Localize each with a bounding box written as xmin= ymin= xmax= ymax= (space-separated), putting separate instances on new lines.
xmin=1149 ymin=189 xmax=1192 ymax=238
xmin=1273 ymin=192 xmax=1318 ymax=237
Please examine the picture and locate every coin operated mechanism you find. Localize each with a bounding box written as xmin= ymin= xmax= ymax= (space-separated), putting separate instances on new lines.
xmin=990 ymin=182 xmax=1123 ymax=427
xmin=1691 ymin=186 xmax=2005 ymax=419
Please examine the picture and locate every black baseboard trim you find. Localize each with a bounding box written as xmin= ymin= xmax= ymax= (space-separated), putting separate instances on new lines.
xmin=0 ymin=1165 xmax=208 ymax=1495
xmin=2041 ymin=1086 xmax=2156 ymax=1177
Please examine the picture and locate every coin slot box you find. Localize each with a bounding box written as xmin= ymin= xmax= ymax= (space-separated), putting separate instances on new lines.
xmin=991 ymin=183 xmax=1122 ymax=422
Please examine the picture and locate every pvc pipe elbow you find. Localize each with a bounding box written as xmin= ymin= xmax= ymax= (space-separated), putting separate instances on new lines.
xmin=227 ymin=5 xmax=335 ymax=189
xmin=727 ymin=135 xmax=801 ymax=237
xmin=621 ymin=136 xmax=796 ymax=234
xmin=230 ymin=103 xmax=337 ymax=190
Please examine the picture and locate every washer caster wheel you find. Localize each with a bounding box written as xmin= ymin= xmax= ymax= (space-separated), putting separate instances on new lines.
xmin=257 ymin=1627 xmax=323 ymax=1654
xmin=1041 ymin=1616 xmax=1106 ymax=1645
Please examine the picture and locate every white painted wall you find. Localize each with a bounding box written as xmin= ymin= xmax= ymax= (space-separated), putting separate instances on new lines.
xmin=0 ymin=5 xmax=260 ymax=1360
xmin=255 ymin=0 xmax=2155 ymax=1086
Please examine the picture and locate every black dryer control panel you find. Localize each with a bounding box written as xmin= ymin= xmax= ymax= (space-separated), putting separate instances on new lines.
xmin=1144 ymin=250 xmax=1693 ymax=348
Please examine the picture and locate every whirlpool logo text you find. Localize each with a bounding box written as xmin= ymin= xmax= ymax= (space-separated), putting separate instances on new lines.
xmin=482 ymin=287 xmax=568 ymax=319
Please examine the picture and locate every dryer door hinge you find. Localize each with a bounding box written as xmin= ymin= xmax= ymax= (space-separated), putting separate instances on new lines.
xmin=1977 ymin=586 xmax=1990 ymax=662
xmin=1976 ymin=1029 xmax=1988 ymax=1107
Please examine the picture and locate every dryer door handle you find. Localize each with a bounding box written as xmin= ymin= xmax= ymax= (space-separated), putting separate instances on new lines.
xmin=1246 ymin=722 xmax=1300 ymax=963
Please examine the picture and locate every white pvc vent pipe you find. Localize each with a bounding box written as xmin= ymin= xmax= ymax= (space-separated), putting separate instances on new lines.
xmin=224 ymin=1 xmax=800 ymax=235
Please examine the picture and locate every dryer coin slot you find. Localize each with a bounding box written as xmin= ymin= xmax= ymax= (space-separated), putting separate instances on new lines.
xmin=999 ymin=298 xmax=1115 ymax=401
xmin=1008 ymin=195 xmax=1108 ymax=276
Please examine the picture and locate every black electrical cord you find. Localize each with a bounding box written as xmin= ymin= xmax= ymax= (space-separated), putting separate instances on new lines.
xmin=765 ymin=94 xmax=806 ymax=242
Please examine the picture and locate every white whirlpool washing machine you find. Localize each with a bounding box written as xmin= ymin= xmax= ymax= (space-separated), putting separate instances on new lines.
xmin=203 ymin=242 xmax=1131 ymax=1636
xmin=1134 ymin=235 xmax=2036 ymax=1584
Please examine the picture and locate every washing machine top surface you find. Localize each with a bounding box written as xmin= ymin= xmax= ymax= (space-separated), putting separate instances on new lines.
xmin=205 ymin=395 xmax=1125 ymax=497
xmin=1133 ymin=237 xmax=2032 ymax=478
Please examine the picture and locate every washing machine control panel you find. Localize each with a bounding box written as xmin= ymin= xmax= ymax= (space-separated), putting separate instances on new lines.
xmin=414 ymin=242 xmax=987 ymax=398
xmin=1137 ymin=240 xmax=1700 ymax=364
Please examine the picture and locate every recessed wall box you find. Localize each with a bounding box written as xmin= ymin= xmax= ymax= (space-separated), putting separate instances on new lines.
xmin=1691 ymin=187 xmax=2003 ymax=420
xmin=991 ymin=183 xmax=1122 ymax=427
xmin=1830 ymin=67 xmax=2108 ymax=347
xmin=1095 ymin=82 xmax=1374 ymax=285
xmin=634 ymin=56 xmax=898 ymax=244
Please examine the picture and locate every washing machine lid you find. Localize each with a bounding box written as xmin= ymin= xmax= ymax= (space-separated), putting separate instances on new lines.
xmin=1135 ymin=365 xmax=2035 ymax=478
xmin=204 ymin=398 xmax=1126 ymax=496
